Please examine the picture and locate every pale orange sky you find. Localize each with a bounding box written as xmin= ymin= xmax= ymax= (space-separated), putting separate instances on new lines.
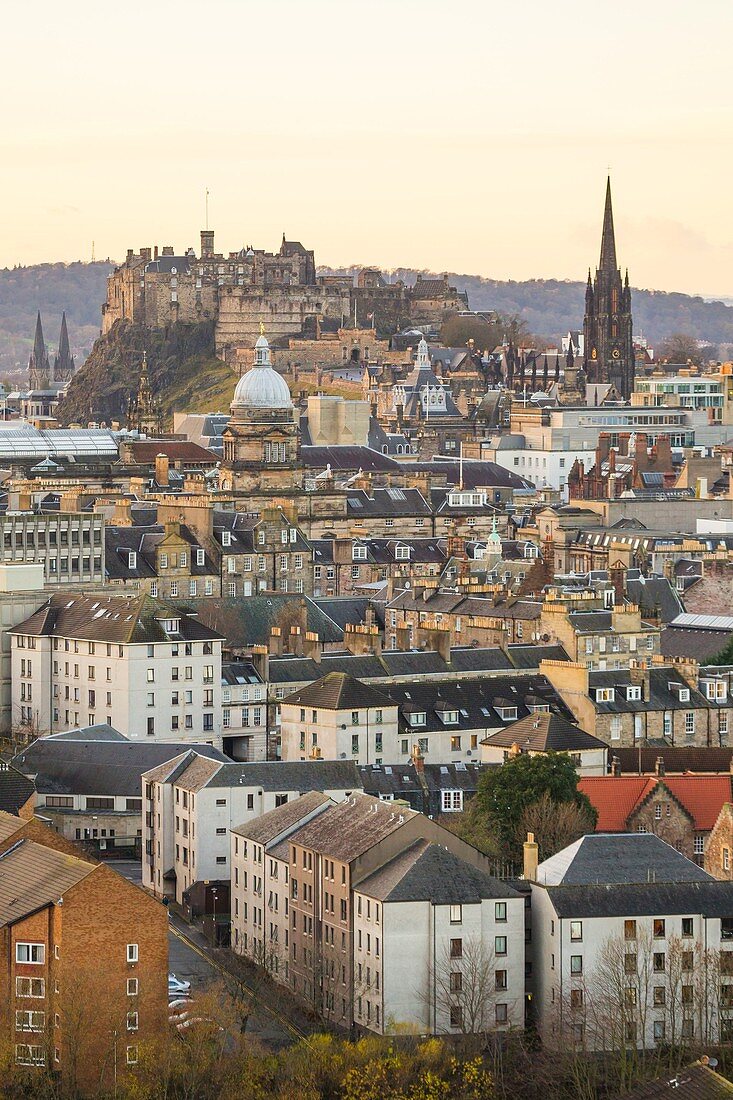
xmin=4 ymin=0 xmax=733 ymax=297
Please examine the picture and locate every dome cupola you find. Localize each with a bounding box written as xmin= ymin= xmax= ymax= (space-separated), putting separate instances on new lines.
xmin=231 ymin=328 xmax=293 ymax=412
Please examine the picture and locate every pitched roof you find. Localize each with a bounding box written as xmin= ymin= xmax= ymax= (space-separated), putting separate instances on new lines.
xmin=536 ymin=833 xmax=712 ymax=887
xmin=0 ymin=810 xmax=26 ymax=845
xmin=0 ymin=764 xmax=35 ymax=815
xmin=11 ymin=593 xmax=222 ymax=644
xmin=484 ymin=712 xmax=606 ymax=752
xmin=282 ymin=672 xmax=390 ymax=711
xmin=0 ymin=837 xmax=95 ymax=926
xmin=613 ymin=747 xmax=733 ymax=775
xmin=13 ymin=739 xmax=227 ymax=797
xmin=578 ymin=775 xmax=732 ymax=832
xmin=165 ymin=756 xmax=362 ymax=795
xmin=292 ymin=792 xmax=417 ymax=863
xmin=357 ymin=840 xmax=519 ymax=904
xmin=231 ymin=791 xmax=331 ymax=844
xmin=610 ymin=1061 xmax=733 ymax=1099
xmin=548 ymin=879 xmax=733 ymax=920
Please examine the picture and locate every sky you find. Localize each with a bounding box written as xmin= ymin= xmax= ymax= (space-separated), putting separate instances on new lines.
xmin=4 ymin=0 xmax=733 ymax=297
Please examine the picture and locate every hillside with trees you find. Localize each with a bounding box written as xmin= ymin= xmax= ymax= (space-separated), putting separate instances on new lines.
xmin=0 ymin=261 xmax=112 ymax=379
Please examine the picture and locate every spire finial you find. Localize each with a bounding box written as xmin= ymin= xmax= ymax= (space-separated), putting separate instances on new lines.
xmin=260 ymin=321 xmax=265 ymax=337
xmin=599 ymin=175 xmax=617 ymax=272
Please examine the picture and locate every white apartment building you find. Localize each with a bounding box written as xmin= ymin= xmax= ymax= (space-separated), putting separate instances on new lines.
xmin=221 ymin=660 xmax=268 ymax=761
xmin=279 ymin=672 xmax=399 ymax=766
xmin=10 ymin=592 xmax=223 ymax=745
xmin=142 ymin=753 xmax=361 ymax=901
xmin=354 ymin=841 xmax=524 ymax=1035
xmin=231 ymin=792 xmax=525 ymax=1036
xmin=529 ymin=833 xmax=733 ymax=1051
xmin=483 ymin=436 xmax=595 ymax=493
xmin=632 ymin=373 xmax=733 ymax=420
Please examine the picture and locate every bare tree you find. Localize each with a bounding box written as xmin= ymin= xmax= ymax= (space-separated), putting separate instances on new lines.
xmin=517 ymin=792 xmax=596 ymax=861
xmin=426 ymin=934 xmax=515 ymax=1036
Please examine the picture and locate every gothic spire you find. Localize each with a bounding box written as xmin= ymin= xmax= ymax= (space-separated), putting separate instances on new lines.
xmin=599 ymin=175 xmax=617 ymax=272
xmin=33 ymin=311 xmax=45 ymax=367
xmin=53 ymin=311 xmax=75 ymax=382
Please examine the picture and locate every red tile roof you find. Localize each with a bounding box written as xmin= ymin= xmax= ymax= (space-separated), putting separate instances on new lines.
xmin=578 ymin=775 xmax=732 ymax=832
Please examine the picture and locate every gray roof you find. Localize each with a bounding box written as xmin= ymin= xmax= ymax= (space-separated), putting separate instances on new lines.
xmin=357 ymin=840 xmax=519 ymax=904
xmin=232 ymin=791 xmax=331 ymax=844
xmin=204 ymin=759 xmax=362 ymax=793
xmin=537 ymin=833 xmax=713 ymax=887
xmin=13 ymin=738 xmax=228 ymax=797
xmin=548 ymin=879 xmax=733 ymax=920
xmin=0 ymin=764 xmax=35 ymax=815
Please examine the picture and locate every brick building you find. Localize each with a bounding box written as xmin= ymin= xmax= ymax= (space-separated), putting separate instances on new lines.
xmin=0 ymin=811 xmax=167 ymax=1095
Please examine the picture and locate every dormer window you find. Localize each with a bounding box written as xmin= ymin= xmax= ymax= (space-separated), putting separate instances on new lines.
xmin=395 ymin=545 xmax=411 ymax=561
xmin=672 ymin=685 xmax=691 ymax=702
xmin=159 ymin=618 xmax=180 ymax=635
xmin=196 ymin=549 xmax=205 ymax=566
xmin=221 ymin=531 xmax=231 ymax=548
xmin=495 ymin=706 xmax=518 ymax=721
xmin=595 ymin=687 xmax=615 ymax=703
xmin=128 ymin=551 xmax=137 ymax=569
xmin=627 ymin=685 xmax=642 ymax=701
xmin=408 ymin=711 xmax=426 ymax=727
xmin=258 ymin=530 xmax=265 ymax=545
xmin=281 ymin=530 xmax=288 ymax=544
xmin=705 ymin=680 xmax=727 ymax=701
xmin=439 ymin=709 xmax=459 ymax=725
xmin=353 ymin=545 xmax=368 ymax=561
xmin=527 ymin=703 xmax=550 ymax=713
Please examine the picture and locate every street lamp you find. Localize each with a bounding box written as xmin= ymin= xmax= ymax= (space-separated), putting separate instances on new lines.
xmin=211 ymin=887 xmax=218 ymax=946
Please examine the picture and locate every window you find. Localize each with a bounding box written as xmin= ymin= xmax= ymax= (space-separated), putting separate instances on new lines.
xmin=450 ymin=971 xmax=463 ymax=993
xmin=126 ymin=944 xmax=138 ymax=963
xmin=625 ymin=953 xmax=637 ymax=974
xmin=450 ymin=938 xmax=462 ymax=958
xmin=441 ymin=789 xmax=463 ymax=813
xmin=450 ymin=1005 xmax=463 ymax=1029
xmin=624 ymin=920 xmax=636 ymax=940
xmin=570 ymin=955 xmax=583 ymax=975
xmin=653 ymin=952 xmax=665 ymax=972
xmin=653 ymin=1020 xmax=665 ymax=1041
xmin=570 ymin=921 xmax=582 ymax=942
xmin=653 ymin=918 xmax=665 ymax=938
xmin=15 ymin=944 xmax=44 ymax=965
xmin=682 ymin=917 xmax=694 ymax=937
xmin=495 ymin=901 xmax=507 ymax=922
xmin=15 ymin=1009 xmax=45 ymax=1032
xmin=15 ymin=1044 xmax=45 ymax=1067
xmin=653 ymin=986 xmax=666 ymax=1006
xmin=16 ymin=978 xmax=44 ymax=998
xmin=495 ymin=936 xmax=507 ymax=956
xmin=495 ymin=1003 xmax=508 ymax=1025
xmin=449 ymin=905 xmax=462 ymax=924
xmin=127 ymin=978 xmax=138 ymax=996
xmin=126 ymin=1012 xmax=139 ymax=1032
xmin=570 ymin=989 xmax=583 ymax=1009
xmin=495 ymin=969 xmax=507 ymax=990
xmin=126 ymin=1046 xmax=138 ymax=1065
xmin=685 ymin=712 xmax=695 ymax=737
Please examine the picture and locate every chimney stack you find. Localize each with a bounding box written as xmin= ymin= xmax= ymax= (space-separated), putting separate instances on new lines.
xmin=155 ymin=453 xmax=170 ymax=488
xmin=523 ymin=832 xmax=539 ymax=882
xmin=611 ymin=755 xmax=621 ymax=777
xmin=655 ymin=756 xmax=665 ymax=777
xmin=411 ymin=743 xmax=425 ymax=774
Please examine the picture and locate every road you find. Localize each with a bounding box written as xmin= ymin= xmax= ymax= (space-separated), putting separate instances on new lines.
xmin=109 ymin=861 xmax=317 ymax=1050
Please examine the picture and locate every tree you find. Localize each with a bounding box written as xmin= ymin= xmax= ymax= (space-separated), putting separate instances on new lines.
xmin=657 ymin=333 xmax=705 ymax=366
xmin=517 ymin=791 xmax=597 ymax=862
xmin=440 ymin=312 xmax=531 ymax=353
xmin=428 ymin=935 xmax=515 ymax=1037
xmin=474 ymin=753 xmax=597 ymax=861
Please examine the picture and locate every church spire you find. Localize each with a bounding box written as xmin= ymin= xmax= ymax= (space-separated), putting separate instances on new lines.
xmin=599 ymin=175 xmax=617 ymax=272
xmin=28 ymin=311 xmax=50 ymax=390
xmin=53 ymin=311 xmax=75 ymax=384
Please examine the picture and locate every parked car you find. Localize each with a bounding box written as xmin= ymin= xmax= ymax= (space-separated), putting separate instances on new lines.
xmin=168 ymin=974 xmax=191 ymax=995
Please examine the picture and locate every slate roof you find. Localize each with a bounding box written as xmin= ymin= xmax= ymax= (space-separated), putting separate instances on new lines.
xmin=610 ymin=1062 xmax=733 ymax=1099
xmin=484 ymin=713 xmax=606 ymax=752
xmin=356 ymin=840 xmax=519 ymax=904
xmin=0 ymin=764 xmax=35 ymax=815
xmin=0 ymin=838 xmax=95 ymax=926
xmin=183 ymin=595 xmax=345 ymax=646
xmin=578 ymin=775 xmax=732 ymax=832
xmin=614 ymin=747 xmax=733 ymax=774
xmin=536 ymin=833 xmax=712 ymax=887
xmin=661 ymin=627 xmax=729 ymax=663
xmin=587 ymin=667 xmax=711 ymax=714
xmin=293 ymin=792 xmax=417 ymax=862
xmin=12 ymin=593 xmax=222 ymax=644
xmin=548 ymin=879 xmax=733 ymax=920
xmin=13 ymin=738 xmax=228 ymax=797
xmin=282 ymin=672 xmax=390 ymax=711
xmin=170 ymin=757 xmax=362 ymax=795
xmin=626 ymin=575 xmax=684 ymax=624
xmin=360 ymin=761 xmax=487 ymax=799
xmin=232 ymin=791 xmax=331 ymax=844
xmin=125 ymin=440 xmax=218 ymax=465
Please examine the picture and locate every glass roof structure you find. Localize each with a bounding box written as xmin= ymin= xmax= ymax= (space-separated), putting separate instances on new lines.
xmin=0 ymin=426 xmax=119 ymax=462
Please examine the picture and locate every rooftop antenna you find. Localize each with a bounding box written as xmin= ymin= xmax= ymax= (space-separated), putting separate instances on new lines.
xmin=91 ymin=241 xmax=95 ymax=262
xmin=205 ymin=188 xmax=210 ymax=231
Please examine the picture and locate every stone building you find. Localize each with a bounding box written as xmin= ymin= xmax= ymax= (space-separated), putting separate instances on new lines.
xmin=583 ymin=178 xmax=634 ymax=398
xmin=220 ymin=332 xmax=302 ymax=493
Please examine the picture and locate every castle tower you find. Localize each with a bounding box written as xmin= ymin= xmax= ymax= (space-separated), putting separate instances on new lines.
xmin=53 ymin=312 xmax=76 ymax=385
xmin=221 ymin=329 xmax=302 ymax=492
xmin=28 ymin=311 xmax=51 ymax=390
xmin=583 ymin=178 xmax=634 ymax=398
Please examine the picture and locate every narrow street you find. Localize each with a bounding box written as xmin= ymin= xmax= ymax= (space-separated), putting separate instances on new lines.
xmin=111 ymin=861 xmax=323 ymax=1051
